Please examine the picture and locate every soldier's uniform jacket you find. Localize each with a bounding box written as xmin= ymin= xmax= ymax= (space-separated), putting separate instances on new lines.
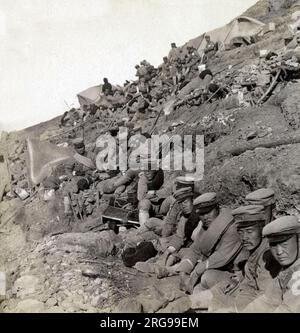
xmin=209 ymin=238 xmax=281 ymax=313
xmin=137 ymin=169 xmax=164 ymax=202
xmin=243 ymin=257 xmax=300 ymax=313
xmin=159 ymin=206 xmax=200 ymax=252
xmin=127 ymin=197 xmax=198 ymax=251
xmin=168 ymin=47 xmax=181 ymax=63
xmin=185 ymin=51 xmax=201 ymax=70
xmin=209 ymin=239 xmax=278 ymax=312
xmin=239 ymin=238 xmax=281 ymax=293
xmin=155 ymin=182 xmax=175 ymax=200
xmin=204 ymin=41 xmax=216 ymax=56
xmin=182 ymin=208 xmax=243 ymax=271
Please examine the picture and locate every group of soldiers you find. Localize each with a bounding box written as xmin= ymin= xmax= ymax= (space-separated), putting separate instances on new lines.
xmin=157 ymin=37 xmax=216 ymax=88
xmin=112 ymin=160 xmax=300 ymax=313
xmin=62 ymin=36 xmax=220 ymax=135
xmin=53 ymin=96 xmax=300 ymax=313
xmin=51 ymin=29 xmax=300 ymax=312
xmin=48 ymin=125 xmax=300 ymax=313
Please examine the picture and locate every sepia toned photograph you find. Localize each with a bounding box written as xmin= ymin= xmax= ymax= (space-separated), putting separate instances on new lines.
xmin=1 ymin=0 xmax=300 ymax=318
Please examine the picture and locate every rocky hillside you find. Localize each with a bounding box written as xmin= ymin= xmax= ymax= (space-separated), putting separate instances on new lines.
xmin=1 ymin=0 xmax=300 ymax=313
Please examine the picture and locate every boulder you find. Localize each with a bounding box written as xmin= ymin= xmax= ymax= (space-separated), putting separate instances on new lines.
xmin=13 ymin=275 xmax=40 ymax=299
xmin=157 ymin=296 xmax=191 ymax=313
xmin=15 ymin=299 xmax=45 ymax=313
xmin=115 ymin=298 xmax=143 ymax=313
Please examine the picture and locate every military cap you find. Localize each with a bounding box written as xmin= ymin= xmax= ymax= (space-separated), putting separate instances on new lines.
xmin=263 ymin=216 xmax=300 ymax=243
xmin=232 ymin=205 xmax=266 ymax=228
xmin=245 ymin=188 xmax=275 ymax=206
xmin=193 ymin=192 xmax=217 ymax=213
xmin=175 ymin=176 xmax=195 ymax=191
xmin=173 ymin=187 xmax=193 ymax=203
xmin=72 ymin=137 xmax=84 ymax=148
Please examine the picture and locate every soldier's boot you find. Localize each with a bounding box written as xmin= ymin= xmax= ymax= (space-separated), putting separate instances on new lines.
xmin=166 ymin=254 xmax=177 ymax=267
xmin=165 ymin=259 xmax=194 ymax=278
xmin=139 ymin=209 xmax=150 ymax=227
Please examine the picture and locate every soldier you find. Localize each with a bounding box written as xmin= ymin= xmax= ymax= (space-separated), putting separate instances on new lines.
xmin=155 ymin=187 xmax=199 ymax=253
xmin=158 ymin=56 xmax=172 ymax=83
xmin=159 ymin=193 xmax=244 ymax=294
xmin=245 ymin=188 xmax=275 ymax=224
xmin=174 ymin=68 xmax=213 ymax=108
xmin=97 ymin=169 xmax=139 ymax=195
xmin=137 ymin=175 xmax=196 ymax=230
xmin=62 ymin=138 xmax=95 ymax=178
xmin=137 ymin=159 xmax=165 ymax=225
xmin=242 ymin=216 xmax=300 ymax=313
xmin=72 ymin=137 xmax=85 ymax=156
xmin=168 ymin=43 xmax=180 ymax=62
xmin=209 ymin=205 xmax=281 ymax=312
xmin=203 ymin=35 xmax=217 ymax=62
xmin=182 ymin=45 xmax=201 ymax=81
xmin=102 ymin=78 xmax=113 ymax=96
xmin=168 ymin=43 xmax=181 ymax=85
xmin=132 ymin=187 xmax=201 ymax=274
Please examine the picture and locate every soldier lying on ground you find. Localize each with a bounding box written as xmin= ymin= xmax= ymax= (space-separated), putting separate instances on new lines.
xmin=97 ymin=169 xmax=139 ymax=196
xmin=173 ymin=69 xmax=213 ymax=108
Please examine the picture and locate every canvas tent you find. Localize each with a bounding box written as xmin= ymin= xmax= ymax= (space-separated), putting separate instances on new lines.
xmin=185 ymin=16 xmax=265 ymax=54
xmin=77 ymin=85 xmax=125 ymax=109
xmin=77 ymin=85 xmax=103 ymax=107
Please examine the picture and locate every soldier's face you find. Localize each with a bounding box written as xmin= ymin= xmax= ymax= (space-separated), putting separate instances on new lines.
xmin=180 ymin=198 xmax=193 ymax=215
xmin=200 ymin=207 xmax=218 ymax=229
xmin=270 ymin=235 xmax=298 ymax=267
xmin=237 ymin=225 xmax=262 ymax=251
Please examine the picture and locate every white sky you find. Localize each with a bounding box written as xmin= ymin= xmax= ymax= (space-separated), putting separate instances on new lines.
xmin=0 ymin=0 xmax=257 ymax=132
